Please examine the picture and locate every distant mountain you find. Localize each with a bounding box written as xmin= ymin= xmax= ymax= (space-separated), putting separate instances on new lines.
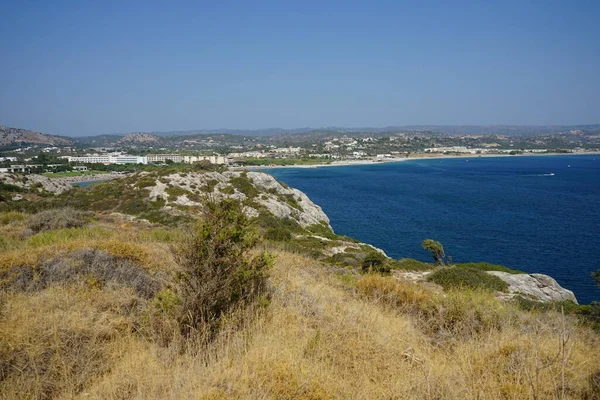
xmin=395 ymin=125 xmax=600 ymax=136
xmin=150 ymin=127 xmax=314 ymax=137
xmin=0 ymin=125 xmax=74 ymax=147
xmin=147 ymin=125 xmax=600 ymax=137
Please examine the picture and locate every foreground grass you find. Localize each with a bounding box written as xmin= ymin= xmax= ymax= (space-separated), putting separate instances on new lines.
xmin=1 ymin=212 xmax=600 ymax=399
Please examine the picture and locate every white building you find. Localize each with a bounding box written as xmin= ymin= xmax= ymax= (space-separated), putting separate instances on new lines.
xmin=184 ymin=155 xmax=228 ymax=165
xmin=147 ymin=154 xmax=184 ymax=163
xmin=0 ymin=165 xmax=30 ymax=173
xmin=66 ymin=155 xmax=147 ymax=164
xmin=272 ymin=147 xmax=302 ymax=154
xmin=228 ymin=151 xmax=266 ymax=158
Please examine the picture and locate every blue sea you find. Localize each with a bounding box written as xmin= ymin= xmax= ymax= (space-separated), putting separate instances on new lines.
xmin=267 ymin=155 xmax=600 ymax=304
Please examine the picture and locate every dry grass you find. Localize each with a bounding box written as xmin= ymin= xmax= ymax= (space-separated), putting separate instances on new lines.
xmin=1 ymin=226 xmax=600 ymax=399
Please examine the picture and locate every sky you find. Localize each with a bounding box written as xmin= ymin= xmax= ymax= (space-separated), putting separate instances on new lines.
xmin=0 ymin=0 xmax=599 ymax=137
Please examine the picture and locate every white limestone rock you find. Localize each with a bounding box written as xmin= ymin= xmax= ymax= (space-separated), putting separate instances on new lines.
xmin=487 ymin=271 xmax=578 ymax=304
xmin=247 ymin=171 xmax=330 ymax=227
xmin=138 ymin=171 xmax=330 ymax=227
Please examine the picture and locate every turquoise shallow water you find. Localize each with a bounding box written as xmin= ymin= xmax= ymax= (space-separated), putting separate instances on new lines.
xmin=268 ymin=155 xmax=600 ymax=304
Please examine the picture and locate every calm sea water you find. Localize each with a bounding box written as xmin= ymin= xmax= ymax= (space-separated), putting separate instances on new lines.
xmin=268 ymin=155 xmax=600 ymax=304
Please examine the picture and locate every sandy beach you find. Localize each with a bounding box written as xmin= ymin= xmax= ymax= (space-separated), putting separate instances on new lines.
xmin=242 ymin=151 xmax=600 ymax=170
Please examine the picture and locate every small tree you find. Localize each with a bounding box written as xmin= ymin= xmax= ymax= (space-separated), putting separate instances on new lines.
xmin=362 ymin=250 xmax=389 ymax=274
xmin=421 ymin=239 xmax=445 ymax=265
xmin=592 ymin=269 xmax=600 ymax=286
xmin=171 ymin=199 xmax=272 ymax=338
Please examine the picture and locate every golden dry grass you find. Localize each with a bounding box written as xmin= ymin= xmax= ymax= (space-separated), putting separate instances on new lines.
xmin=1 ymin=220 xmax=600 ymax=400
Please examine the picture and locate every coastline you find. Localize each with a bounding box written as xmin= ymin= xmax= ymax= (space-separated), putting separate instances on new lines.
xmin=243 ymin=151 xmax=600 ymax=170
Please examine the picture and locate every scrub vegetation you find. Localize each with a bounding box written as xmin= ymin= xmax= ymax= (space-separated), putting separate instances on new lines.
xmin=1 ymin=172 xmax=599 ymax=399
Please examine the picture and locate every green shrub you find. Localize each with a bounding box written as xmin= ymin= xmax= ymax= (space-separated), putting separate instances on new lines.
xmin=388 ymin=258 xmax=434 ymax=271
xmin=229 ymin=174 xmax=259 ymax=199
xmin=27 ymin=207 xmax=92 ymax=233
xmin=0 ymin=211 xmax=25 ymax=225
xmin=165 ymin=186 xmax=190 ymax=201
xmin=362 ymin=251 xmax=390 ymax=274
xmin=305 ymin=222 xmax=338 ymax=240
xmin=135 ymin=176 xmax=156 ymax=188
xmin=264 ymin=227 xmax=292 ymax=242
xmin=203 ymin=179 xmax=219 ymax=193
xmin=280 ymin=193 xmax=302 ymax=211
xmin=171 ymin=199 xmax=272 ymax=338
xmin=592 ymin=269 xmax=600 ymax=286
xmin=219 ymin=185 xmax=235 ymax=195
xmin=427 ymin=267 xmax=508 ymax=292
xmin=0 ymin=182 xmax=24 ymax=192
xmin=325 ymin=252 xmax=361 ymax=268
xmin=454 ymin=262 xmax=523 ymax=274
xmin=255 ymin=211 xmax=303 ymax=233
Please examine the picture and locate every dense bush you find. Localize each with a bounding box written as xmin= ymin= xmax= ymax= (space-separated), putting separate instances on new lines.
xmin=305 ymin=222 xmax=338 ymax=240
xmin=427 ymin=267 xmax=508 ymax=292
xmin=1 ymin=249 xmax=161 ymax=298
xmin=0 ymin=182 xmax=24 ymax=192
xmin=229 ymin=173 xmax=259 ymax=199
xmin=454 ymin=262 xmax=523 ymax=274
xmin=362 ymin=251 xmax=390 ymax=274
xmin=135 ymin=176 xmax=156 ymax=188
xmin=514 ymin=297 xmax=600 ymax=331
xmin=171 ymin=199 xmax=272 ymax=338
xmin=264 ymin=226 xmax=292 ymax=242
xmin=27 ymin=207 xmax=92 ymax=233
xmin=388 ymin=258 xmax=433 ymax=271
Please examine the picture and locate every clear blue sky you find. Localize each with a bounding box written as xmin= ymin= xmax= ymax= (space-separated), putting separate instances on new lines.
xmin=1 ymin=0 xmax=599 ymax=136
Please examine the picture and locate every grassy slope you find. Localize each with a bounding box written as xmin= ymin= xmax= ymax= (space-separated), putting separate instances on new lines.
xmin=1 ymin=212 xmax=600 ymax=399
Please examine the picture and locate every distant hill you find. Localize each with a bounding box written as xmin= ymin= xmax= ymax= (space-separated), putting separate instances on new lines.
xmin=75 ymin=134 xmax=123 ymax=147
xmin=148 ymin=124 xmax=600 ymax=138
xmin=0 ymin=125 xmax=73 ymax=147
xmin=117 ymin=132 xmax=163 ymax=145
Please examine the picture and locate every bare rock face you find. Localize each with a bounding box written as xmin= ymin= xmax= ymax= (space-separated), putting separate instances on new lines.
xmin=246 ymin=171 xmax=330 ymax=227
xmin=487 ymin=271 xmax=578 ymax=304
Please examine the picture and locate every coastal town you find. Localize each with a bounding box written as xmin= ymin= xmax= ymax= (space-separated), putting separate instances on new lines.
xmin=1 ymin=125 xmax=599 ymax=174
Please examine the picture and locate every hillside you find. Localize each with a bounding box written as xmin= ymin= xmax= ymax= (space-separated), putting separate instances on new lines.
xmin=0 ymin=125 xmax=73 ymax=147
xmin=1 ymin=168 xmax=599 ymax=399
xmin=117 ymin=132 xmax=163 ymax=146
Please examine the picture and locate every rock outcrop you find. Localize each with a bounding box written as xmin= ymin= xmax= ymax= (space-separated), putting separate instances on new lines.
xmin=139 ymin=170 xmax=330 ymax=228
xmin=246 ymin=172 xmax=329 ymax=227
xmin=394 ymin=269 xmax=578 ymax=303
xmin=1 ymin=173 xmax=73 ymax=195
xmin=487 ymin=271 xmax=578 ymax=304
